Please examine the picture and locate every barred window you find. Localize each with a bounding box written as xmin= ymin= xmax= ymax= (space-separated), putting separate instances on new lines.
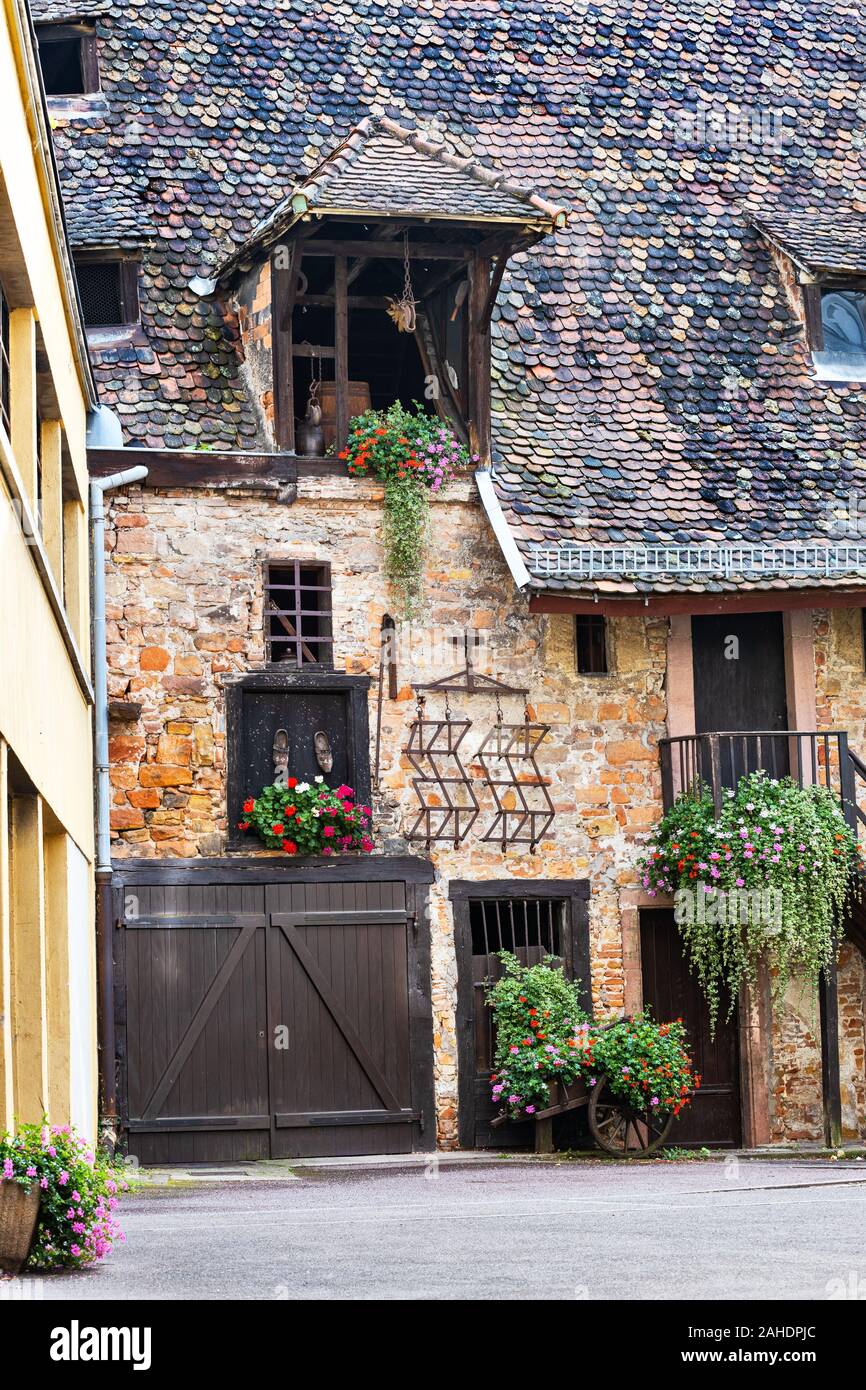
xmin=265 ymin=561 xmax=333 ymax=666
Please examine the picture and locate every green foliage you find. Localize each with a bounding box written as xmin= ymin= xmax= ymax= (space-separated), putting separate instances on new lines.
xmin=1 ymin=1122 xmax=128 ymax=1269
xmin=339 ymin=401 xmax=476 ymax=617
xmin=639 ymin=771 xmax=860 ymax=1028
xmin=238 ymin=777 xmax=373 ymax=856
xmin=485 ymin=954 xmax=697 ymax=1123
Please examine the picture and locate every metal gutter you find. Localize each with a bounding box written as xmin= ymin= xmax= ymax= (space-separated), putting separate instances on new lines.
xmin=474 ymin=468 xmax=531 ymax=589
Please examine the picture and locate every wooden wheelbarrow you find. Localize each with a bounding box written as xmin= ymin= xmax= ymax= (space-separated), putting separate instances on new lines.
xmin=490 ymin=1073 xmax=676 ymax=1156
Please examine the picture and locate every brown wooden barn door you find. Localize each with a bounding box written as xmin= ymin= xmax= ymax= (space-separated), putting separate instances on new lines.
xmin=640 ymin=908 xmax=742 ymax=1147
xmin=122 ymin=896 xmax=271 ymax=1165
xmin=452 ymin=885 xmax=591 ymax=1150
xmin=265 ymin=879 xmax=431 ymax=1158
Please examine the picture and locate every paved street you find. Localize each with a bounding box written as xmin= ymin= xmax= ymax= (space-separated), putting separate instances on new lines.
xmin=13 ymin=1158 xmax=866 ymax=1301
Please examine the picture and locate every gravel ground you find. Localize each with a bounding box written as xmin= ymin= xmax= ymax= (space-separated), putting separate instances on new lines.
xmin=13 ymin=1158 xmax=866 ymax=1301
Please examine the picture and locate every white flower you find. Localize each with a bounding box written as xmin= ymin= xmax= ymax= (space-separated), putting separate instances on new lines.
xmin=295 ymin=782 xmax=310 ymax=793
xmin=314 ymin=775 xmax=324 ymax=784
xmin=311 ymin=808 xmax=320 ymax=817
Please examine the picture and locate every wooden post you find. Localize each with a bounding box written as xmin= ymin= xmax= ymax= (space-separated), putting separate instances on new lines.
xmin=819 ymin=960 xmax=843 ymax=1148
xmin=334 ymin=255 xmax=349 ymax=454
xmin=467 ymin=252 xmax=492 ymax=465
xmin=534 ymin=1116 xmax=554 ymax=1154
xmin=10 ymin=794 xmax=47 ymax=1123
xmin=40 ymin=420 xmax=64 ymax=592
xmin=272 ymin=245 xmax=301 ymax=452
xmin=9 ymin=308 xmax=38 ymax=508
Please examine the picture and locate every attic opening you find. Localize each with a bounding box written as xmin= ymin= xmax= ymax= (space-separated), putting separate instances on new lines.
xmin=35 ymin=22 xmax=99 ymax=97
xmin=288 ymin=246 xmax=468 ymax=448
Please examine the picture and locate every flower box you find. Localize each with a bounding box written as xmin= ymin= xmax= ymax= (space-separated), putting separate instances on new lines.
xmin=0 ymin=1180 xmax=40 ymax=1275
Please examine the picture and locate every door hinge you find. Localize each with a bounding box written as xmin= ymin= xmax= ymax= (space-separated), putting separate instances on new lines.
xmin=418 ymin=1109 xmax=425 ymax=1133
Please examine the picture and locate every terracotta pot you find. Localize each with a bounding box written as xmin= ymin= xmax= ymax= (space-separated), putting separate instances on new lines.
xmin=0 ymin=1181 xmax=40 ymax=1275
xmin=319 ymin=381 xmax=371 ymax=447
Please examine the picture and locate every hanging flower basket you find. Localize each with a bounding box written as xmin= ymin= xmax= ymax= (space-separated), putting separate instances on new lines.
xmin=238 ymin=776 xmax=374 ymax=856
xmin=638 ymin=770 xmax=861 ymax=1030
xmin=0 ymin=1180 xmax=40 ymax=1275
xmin=338 ymin=401 xmax=478 ymax=617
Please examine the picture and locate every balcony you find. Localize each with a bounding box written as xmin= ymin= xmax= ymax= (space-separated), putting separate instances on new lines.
xmin=658 ymin=730 xmax=866 ymax=841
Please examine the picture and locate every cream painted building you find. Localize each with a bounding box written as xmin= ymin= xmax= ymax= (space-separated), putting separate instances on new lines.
xmin=0 ymin=0 xmax=98 ymax=1141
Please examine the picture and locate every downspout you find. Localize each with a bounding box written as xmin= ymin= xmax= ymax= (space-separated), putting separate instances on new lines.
xmin=91 ymin=466 xmax=148 ymax=1143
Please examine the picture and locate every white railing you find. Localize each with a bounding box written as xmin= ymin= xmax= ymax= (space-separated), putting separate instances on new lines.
xmin=528 ymin=543 xmax=866 ymax=580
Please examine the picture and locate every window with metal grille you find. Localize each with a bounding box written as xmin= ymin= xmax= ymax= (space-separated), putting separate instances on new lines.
xmin=469 ymin=897 xmax=562 ymax=958
xmin=0 ymin=286 xmax=10 ymax=436
xmin=73 ymin=258 xmax=138 ymax=328
xmin=36 ymin=23 xmax=99 ymax=96
xmin=575 ymin=614 xmax=608 ymax=673
xmin=265 ymin=561 xmax=333 ymax=666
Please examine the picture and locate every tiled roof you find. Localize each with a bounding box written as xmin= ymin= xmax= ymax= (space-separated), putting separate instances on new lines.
xmin=219 ymin=115 xmax=568 ymax=280
xmin=745 ymin=206 xmax=866 ymax=275
xmin=31 ymin=0 xmax=112 ymax=20
xmin=45 ymin=0 xmax=866 ymax=587
xmin=64 ymin=190 xmax=156 ymax=250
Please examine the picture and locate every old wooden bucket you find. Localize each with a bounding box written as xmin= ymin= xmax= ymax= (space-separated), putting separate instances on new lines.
xmin=0 ymin=1181 xmax=40 ymax=1275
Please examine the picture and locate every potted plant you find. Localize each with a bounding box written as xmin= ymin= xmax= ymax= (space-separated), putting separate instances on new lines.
xmin=238 ymin=776 xmax=374 ymax=856
xmin=485 ymin=954 xmax=698 ymax=1125
xmin=338 ymin=401 xmax=477 ymax=617
xmin=639 ymin=770 xmax=861 ymax=1029
xmin=0 ymin=1121 xmax=128 ymax=1272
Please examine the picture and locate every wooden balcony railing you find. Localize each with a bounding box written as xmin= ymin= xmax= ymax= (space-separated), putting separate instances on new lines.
xmin=658 ymin=730 xmax=862 ymax=837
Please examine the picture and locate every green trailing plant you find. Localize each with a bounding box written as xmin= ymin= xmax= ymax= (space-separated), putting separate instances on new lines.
xmin=238 ymin=776 xmax=373 ymax=856
xmin=485 ymin=954 xmax=698 ymax=1122
xmin=639 ymin=770 xmax=860 ymax=1029
xmin=338 ymin=401 xmax=476 ymax=617
xmin=0 ymin=1121 xmax=128 ymax=1270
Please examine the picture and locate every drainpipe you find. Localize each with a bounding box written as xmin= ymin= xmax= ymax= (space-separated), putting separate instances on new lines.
xmin=91 ymin=467 xmax=148 ymax=1142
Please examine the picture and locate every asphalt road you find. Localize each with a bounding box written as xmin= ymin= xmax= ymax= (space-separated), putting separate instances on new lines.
xmin=13 ymin=1159 xmax=866 ymax=1301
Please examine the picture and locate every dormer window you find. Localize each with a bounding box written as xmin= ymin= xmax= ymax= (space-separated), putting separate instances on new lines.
xmin=73 ymin=254 xmax=140 ymax=330
xmin=36 ymin=22 xmax=99 ymax=97
xmin=806 ymin=285 xmax=866 ymax=381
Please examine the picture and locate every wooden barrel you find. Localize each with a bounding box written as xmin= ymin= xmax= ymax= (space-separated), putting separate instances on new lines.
xmin=319 ymin=381 xmax=371 ymax=447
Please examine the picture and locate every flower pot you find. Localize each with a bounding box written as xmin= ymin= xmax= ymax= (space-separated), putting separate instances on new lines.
xmin=0 ymin=1180 xmax=40 ymax=1274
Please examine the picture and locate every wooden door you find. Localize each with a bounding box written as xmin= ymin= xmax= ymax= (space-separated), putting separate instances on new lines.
xmin=692 ymin=611 xmax=789 ymax=782
xmin=119 ymin=878 xmax=433 ymax=1163
xmin=452 ymin=885 xmax=591 ymax=1150
xmin=266 ymin=879 xmax=424 ymax=1158
xmin=640 ymin=908 xmax=741 ymax=1147
xmin=238 ymin=688 xmax=351 ymax=796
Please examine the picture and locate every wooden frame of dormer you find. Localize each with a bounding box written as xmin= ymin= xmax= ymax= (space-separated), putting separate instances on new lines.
xmin=270 ymin=221 xmax=525 ymax=465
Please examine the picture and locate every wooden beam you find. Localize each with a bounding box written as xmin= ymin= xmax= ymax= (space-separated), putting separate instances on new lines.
xmin=819 ymin=962 xmax=843 ymax=1147
xmin=9 ymin=308 xmax=37 ymax=507
xmin=292 ymin=343 xmax=335 ymax=359
xmin=478 ymin=254 xmax=508 ymax=334
xmin=301 ymin=239 xmax=471 ymax=260
xmin=334 ymin=254 xmax=349 ymax=453
xmin=325 ymin=220 xmax=408 ymax=294
xmin=467 ymin=251 xmax=492 ymax=464
xmin=88 ymin=447 xmax=297 ymax=492
xmin=529 ymin=588 xmax=866 ymax=617
xmin=297 ymin=294 xmax=388 ymax=310
xmin=273 ymin=243 xmax=302 ymax=451
xmin=39 ymin=420 xmax=64 ymax=592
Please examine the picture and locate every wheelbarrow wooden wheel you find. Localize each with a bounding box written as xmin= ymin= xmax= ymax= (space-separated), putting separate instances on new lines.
xmin=588 ymin=1075 xmax=675 ymax=1156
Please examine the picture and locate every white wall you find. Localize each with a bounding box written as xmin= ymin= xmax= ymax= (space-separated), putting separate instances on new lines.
xmin=66 ymin=839 xmax=97 ymax=1144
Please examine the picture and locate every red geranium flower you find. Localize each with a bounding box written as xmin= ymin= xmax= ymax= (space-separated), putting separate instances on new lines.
xmin=282 ymin=840 xmax=297 ymax=855
xmin=237 ymin=820 xmax=250 ymax=831
xmin=287 ymin=777 xmax=298 ymax=789
xmin=243 ymin=798 xmax=255 ymax=814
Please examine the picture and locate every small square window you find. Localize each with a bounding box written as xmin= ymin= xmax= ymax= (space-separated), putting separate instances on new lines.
xmin=575 ymin=614 xmax=608 ymax=674
xmin=806 ymin=284 xmax=866 ymax=382
xmin=36 ymin=23 xmax=99 ymax=96
xmin=74 ymin=259 xmax=139 ymax=328
xmin=265 ymin=561 xmax=333 ymax=667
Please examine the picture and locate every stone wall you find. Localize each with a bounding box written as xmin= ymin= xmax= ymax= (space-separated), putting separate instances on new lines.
xmin=102 ymin=487 xmax=866 ymax=1146
xmin=103 ymin=473 xmax=668 ymax=1145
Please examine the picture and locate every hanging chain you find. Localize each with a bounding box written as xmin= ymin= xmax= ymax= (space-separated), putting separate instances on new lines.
xmin=403 ymin=230 xmax=414 ymax=303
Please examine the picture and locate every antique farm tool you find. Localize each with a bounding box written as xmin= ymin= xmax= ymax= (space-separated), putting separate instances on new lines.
xmin=476 ymin=698 xmax=554 ymax=853
xmin=386 ymin=230 xmax=418 ymax=332
xmin=404 ymin=694 xmax=479 ymax=848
